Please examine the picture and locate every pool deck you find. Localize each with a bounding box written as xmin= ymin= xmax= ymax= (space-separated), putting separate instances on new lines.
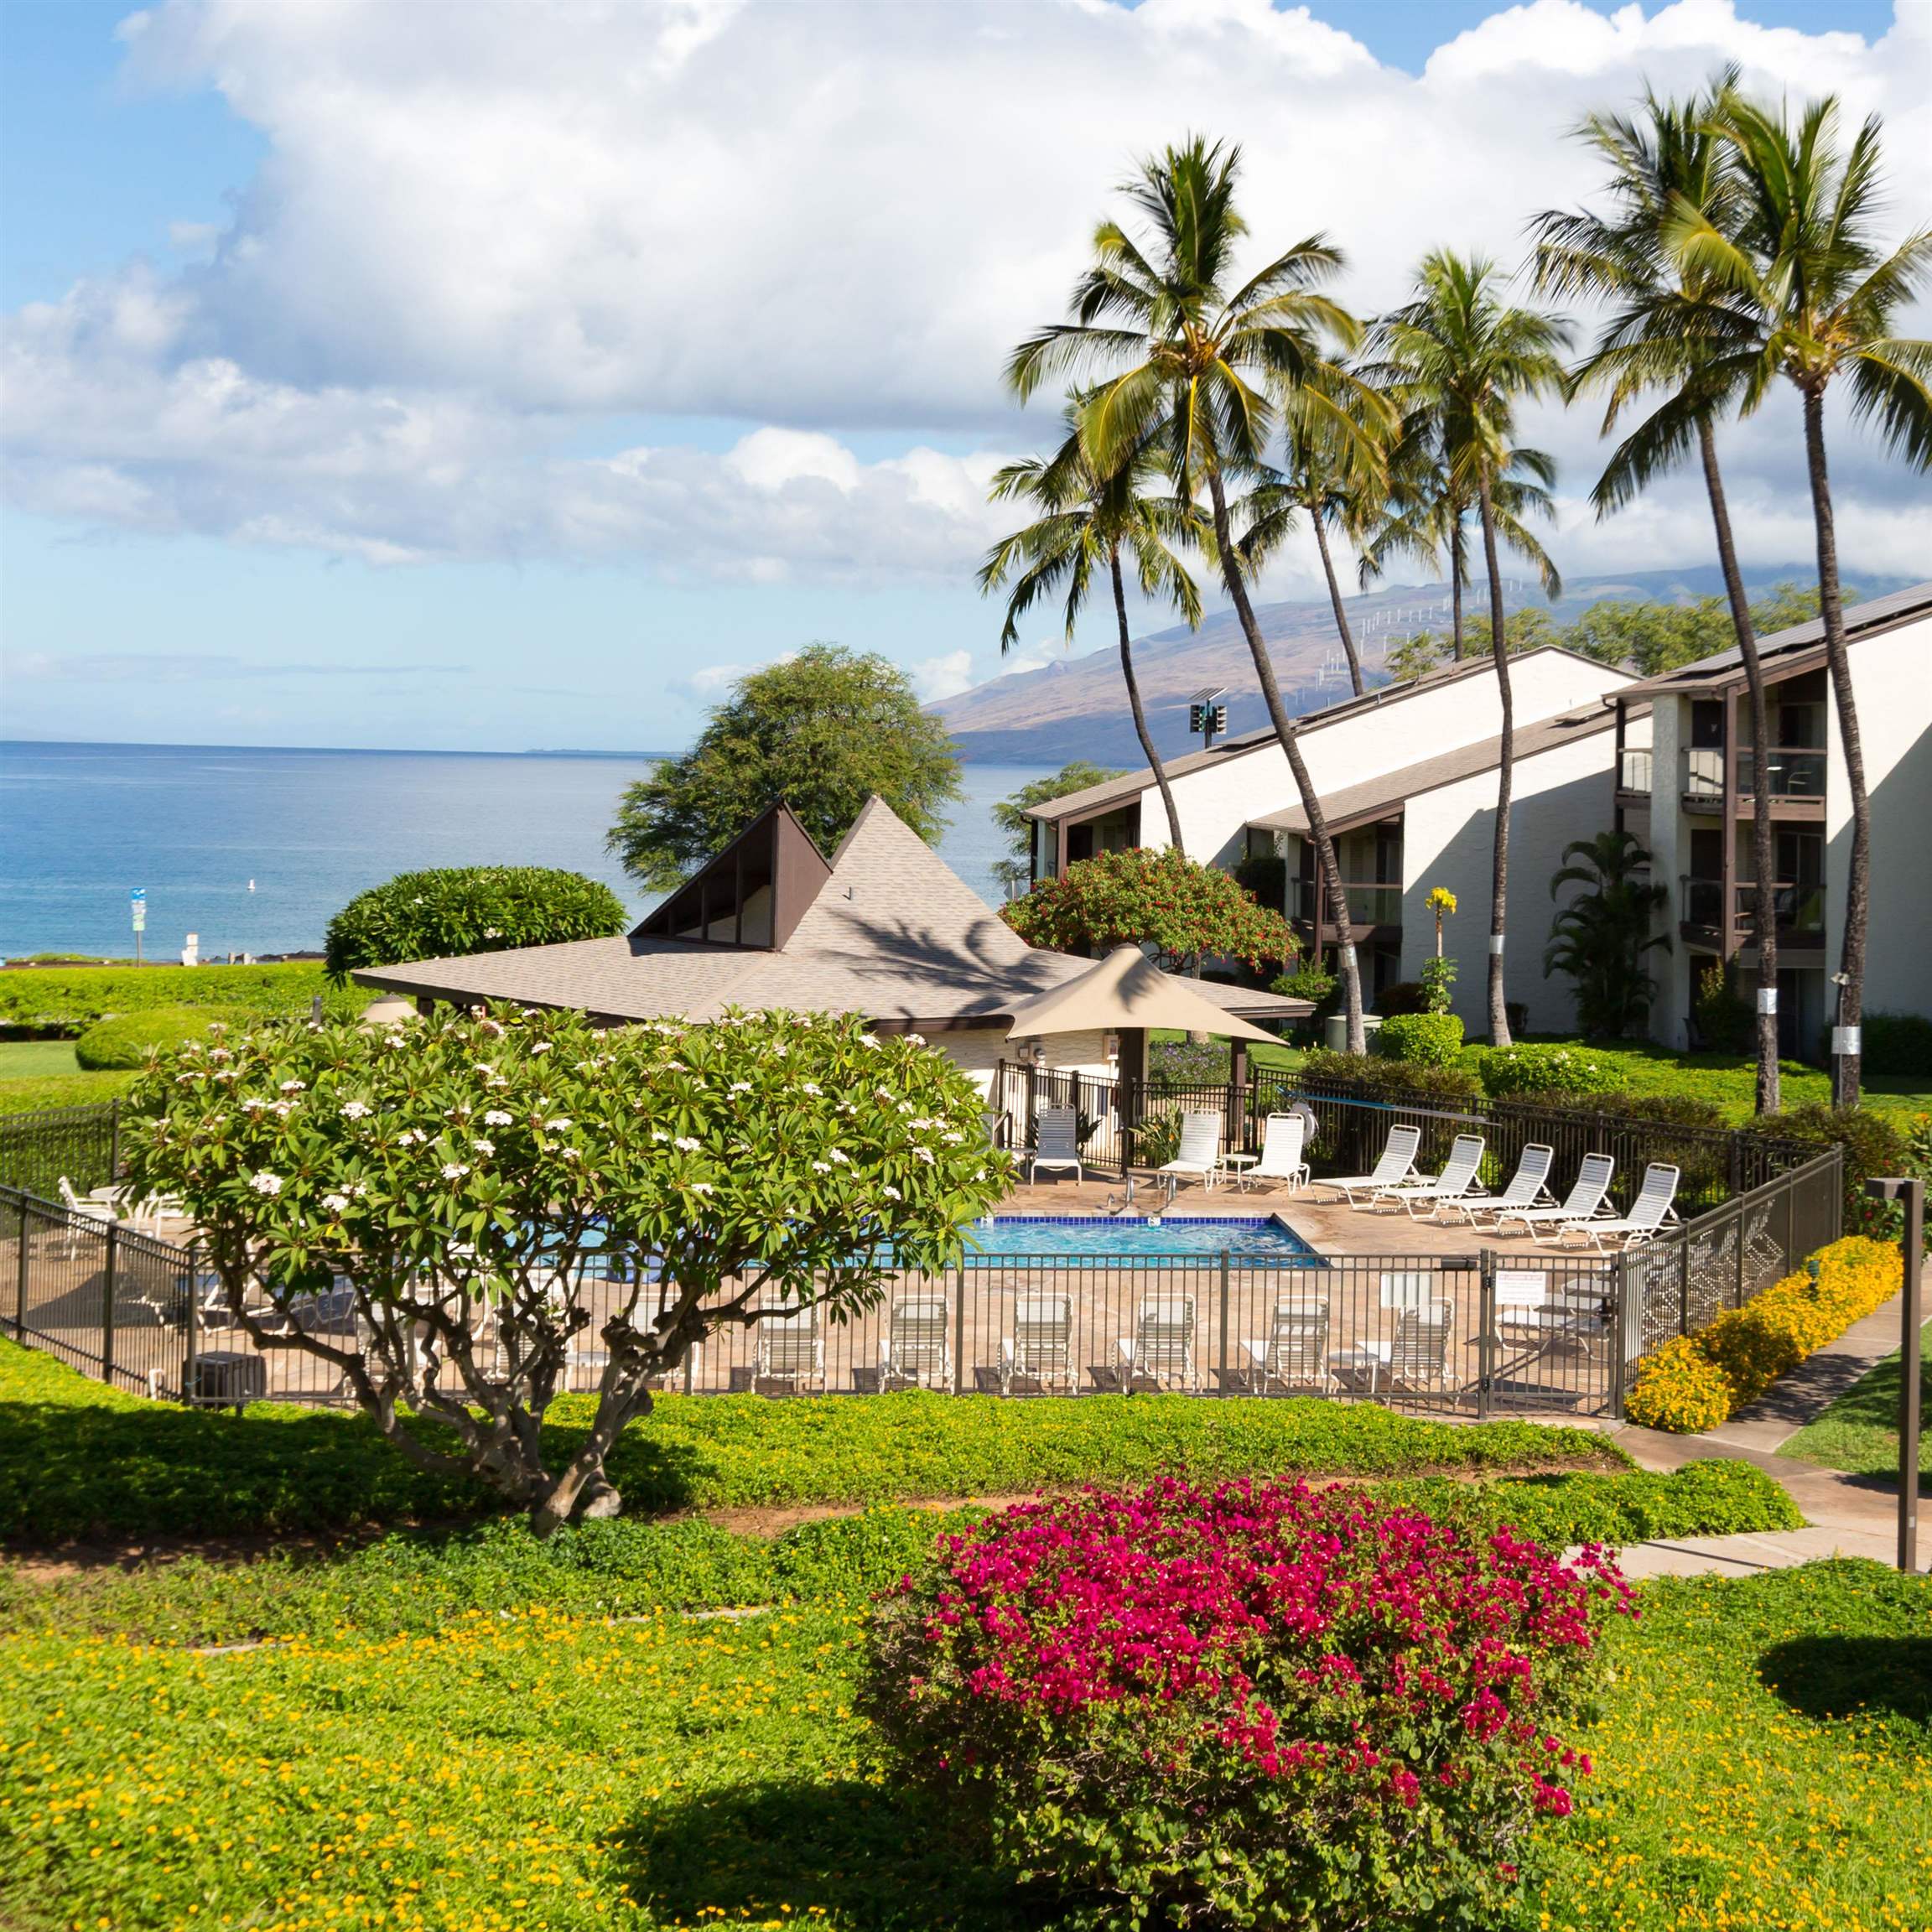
xmin=997 ymin=1175 xmax=1513 ymax=1264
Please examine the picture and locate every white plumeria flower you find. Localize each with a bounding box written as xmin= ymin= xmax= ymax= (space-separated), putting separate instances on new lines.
xmin=800 ymin=1083 xmax=821 ymax=1096
xmin=546 ymin=1118 xmax=573 ymax=1133
xmin=664 ymin=1060 xmax=688 ymax=1072
xmin=906 ymin=1033 xmax=926 ymax=1046
xmin=321 ymin=1192 xmax=351 ymax=1213
xmin=688 ymin=1182 xmax=714 ymax=1195
xmin=279 ymin=1079 xmax=306 ymax=1094
xmin=860 ymin=1034 xmax=880 ymax=1050
xmin=652 ymin=1131 xmax=669 ymax=1144
xmin=242 ymin=1097 xmax=270 ymax=1114
xmin=483 ymin=927 xmax=501 ymax=940
xmin=829 ymin=1149 xmax=851 ymax=1166
xmin=442 ymin=1161 xmax=470 ymax=1180
xmin=272 ymin=1101 xmax=296 ymax=1119
xmin=397 ymin=1128 xmax=425 ymax=1146
xmin=730 ymin=1082 xmax=752 ymax=1094
xmin=811 ymin=1161 xmax=831 ymax=1174
xmin=914 ymin=1147 xmax=935 ymax=1164
xmin=477 ymin=1017 xmax=505 ymax=1037
xmin=881 ymin=1185 xmax=901 ymax=1201
xmin=560 ymin=1146 xmax=582 ymax=1161
xmin=341 ymin=1101 xmax=372 ymax=1119
xmin=942 ymin=1131 xmax=963 ymax=1145
xmin=249 ymin=1171 xmax=283 ymax=1195
xmin=530 ymin=1041 xmax=553 ymax=1056
xmin=483 ymin=1109 xmax=512 ymax=1126
xmin=211 ymin=1067 xmax=239 ymax=1083
xmin=673 ymin=1135 xmax=701 ymax=1152
xmin=473 ymin=1139 xmax=495 ymax=1156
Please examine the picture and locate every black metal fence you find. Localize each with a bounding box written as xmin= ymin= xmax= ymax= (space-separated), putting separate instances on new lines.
xmin=2 ymin=1143 xmax=1844 ymax=1423
xmin=0 ymin=1102 xmax=122 ymax=1202
xmin=991 ymin=1063 xmax=1817 ymax=1218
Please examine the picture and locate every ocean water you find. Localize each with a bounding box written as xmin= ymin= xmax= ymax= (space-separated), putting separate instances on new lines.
xmin=0 ymin=741 xmax=1046 ymax=960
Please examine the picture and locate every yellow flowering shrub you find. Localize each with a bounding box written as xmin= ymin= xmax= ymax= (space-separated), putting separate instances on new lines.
xmin=1628 ymin=1236 xmax=1903 ymax=1433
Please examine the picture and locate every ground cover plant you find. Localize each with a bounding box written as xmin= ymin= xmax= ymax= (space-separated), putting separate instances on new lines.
xmin=0 ymin=1336 xmax=1638 ymax=1541
xmin=865 ymin=1476 xmax=1633 ymax=1929
xmin=1628 ymin=1237 xmax=1903 ymax=1433
xmin=1781 ymin=1318 xmax=1932 ymax=1480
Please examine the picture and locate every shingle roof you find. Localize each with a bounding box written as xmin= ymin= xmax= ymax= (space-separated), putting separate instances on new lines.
xmin=357 ymin=797 xmax=1310 ymax=1026
xmin=1021 ymin=645 xmax=1620 ymax=823
xmin=1246 ymin=704 xmax=1630 ymax=835
xmin=1613 ymin=581 xmax=1932 ymax=696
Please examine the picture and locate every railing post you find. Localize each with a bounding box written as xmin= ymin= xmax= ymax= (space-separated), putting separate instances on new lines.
xmin=13 ymin=1192 xmax=29 ymax=1342
xmin=1218 ymin=1250 xmax=1231 ymax=1396
xmin=1476 ymin=1249 xmax=1495 ymax=1422
xmin=182 ymin=1239 xmax=201 ymax=1406
xmin=953 ymin=1262 xmax=968 ymax=1395
xmin=109 ymin=1100 xmax=122 ymax=1187
xmin=101 ymin=1220 xmax=119 ymax=1389
xmin=1609 ymin=1253 xmax=1631 ymax=1421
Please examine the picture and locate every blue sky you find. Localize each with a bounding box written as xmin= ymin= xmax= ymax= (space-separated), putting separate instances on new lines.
xmin=2 ymin=0 xmax=1924 ymax=752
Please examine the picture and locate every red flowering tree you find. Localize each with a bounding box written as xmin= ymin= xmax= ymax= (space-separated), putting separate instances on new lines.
xmin=1002 ymin=846 xmax=1298 ymax=975
xmin=863 ymin=1478 xmax=1630 ymax=1930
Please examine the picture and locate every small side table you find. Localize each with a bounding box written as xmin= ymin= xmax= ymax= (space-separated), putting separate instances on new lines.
xmin=1218 ymin=1152 xmax=1260 ymax=1193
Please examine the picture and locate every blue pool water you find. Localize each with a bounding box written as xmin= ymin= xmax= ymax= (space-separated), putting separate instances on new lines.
xmin=963 ymin=1216 xmax=1321 ymax=1262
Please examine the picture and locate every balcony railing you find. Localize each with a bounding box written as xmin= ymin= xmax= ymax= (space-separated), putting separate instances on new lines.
xmin=1681 ymin=748 xmax=1725 ymax=799
xmin=1618 ymin=747 xmax=1654 ymax=795
xmin=1291 ymin=880 xmax=1403 ymax=927
xmin=1681 ymin=877 xmax=1826 ymax=941
xmin=1737 ymin=746 xmax=1827 ymax=800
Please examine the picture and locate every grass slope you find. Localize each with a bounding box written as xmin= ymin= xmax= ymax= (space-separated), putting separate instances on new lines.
xmin=1781 ymin=1319 xmax=1932 ymax=1480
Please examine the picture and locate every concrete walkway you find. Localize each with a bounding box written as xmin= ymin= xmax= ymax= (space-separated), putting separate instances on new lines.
xmin=1595 ymin=1291 xmax=1927 ymax=1579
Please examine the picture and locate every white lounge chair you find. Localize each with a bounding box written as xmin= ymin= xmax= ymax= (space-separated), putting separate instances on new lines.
xmin=1239 ymin=1297 xmax=1331 ymax=1394
xmin=756 ymin=1302 xmax=824 ymax=1390
xmin=1329 ymin=1272 xmax=1439 ymax=1394
xmin=1252 ymin=1113 xmax=1310 ymax=1194
xmin=1028 ymin=1108 xmax=1083 ymax=1187
xmin=1317 ymin=1124 xmax=1423 ymax=1208
xmin=879 ymin=1295 xmax=952 ymax=1389
xmin=1117 ymin=1295 xmax=1198 ymax=1389
xmin=1000 ymin=1293 xmax=1073 ymax=1393
xmin=1556 ymin=1163 xmax=1680 ymax=1252
xmin=1158 ymin=1112 xmax=1223 ymax=1194
xmin=1387 ymin=1300 xmax=1456 ymax=1392
xmin=1493 ymin=1153 xmax=1617 ymax=1244
xmin=1368 ymin=1133 xmax=1487 ymax=1219
xmin=58 ymin=1176 xmax=118 ymax=1227
xmin=1453 ymin=1144 xmax=1556 ymax=1229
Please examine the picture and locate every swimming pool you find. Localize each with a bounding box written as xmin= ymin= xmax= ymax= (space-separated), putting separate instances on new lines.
xmin=962 ymin=1215 xmax=1322 ymax=1262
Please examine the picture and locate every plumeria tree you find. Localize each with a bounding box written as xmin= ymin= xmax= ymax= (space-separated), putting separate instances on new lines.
xmin=123 ymin=1005 xmax=1007 ymax=1536
xmin=1003 ymin=846 xmax=1298 ymax=977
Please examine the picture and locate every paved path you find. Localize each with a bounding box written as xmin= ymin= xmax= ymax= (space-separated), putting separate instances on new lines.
xmin=1596 ymin=1291 xmax=1927 ymax=1579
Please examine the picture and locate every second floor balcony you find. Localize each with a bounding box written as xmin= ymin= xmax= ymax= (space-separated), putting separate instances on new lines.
xmin=1289 ymin=878 xmax=1403 ymax=930
xmin=1680 ymin=875 xmax=1826 ymax=944
xmin=1680 ymin=745 xmax=1828 ymax=811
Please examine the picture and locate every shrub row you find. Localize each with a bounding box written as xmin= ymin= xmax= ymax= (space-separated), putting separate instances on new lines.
xmin=0 ymin=962 xmax=362 ymax=1036
xmin=1480 ymin=1042 xmax=1629 ymax=1098
xmin=72 ymin=1006 xmax=222 ymax=1070
xmin=1626 ymin=1236 xmax=1903 ymax=1433
xmin=1370 ymin=1010 xmax=1464 ymax=1068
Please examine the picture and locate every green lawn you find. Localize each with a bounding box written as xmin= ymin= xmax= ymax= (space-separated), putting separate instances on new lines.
xmin=1782 ymin=1319 xmax=1932 ymax=1480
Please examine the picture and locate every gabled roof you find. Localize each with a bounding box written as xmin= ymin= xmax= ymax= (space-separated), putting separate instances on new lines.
xmin=1023 ymin=644 xmax=1623 ymax=823
xmin=357 ymin=796 xmax=1311 ymax=1029
xmin=1245 ymin=703 xmax=1633 ymax=836
xmin=1614 ymin=581 xmax=1932 ymax=697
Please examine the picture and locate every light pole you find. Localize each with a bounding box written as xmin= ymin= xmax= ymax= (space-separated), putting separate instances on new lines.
xmin=1867 ymin=1176 xmax=1924 ymax=1573
xmin=1830 ymin=969 xmax=1853 ymax=1109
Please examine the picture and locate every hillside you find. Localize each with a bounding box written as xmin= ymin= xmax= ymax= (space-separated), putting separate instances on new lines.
xmin=935 ymin=564 xmax=1910 ymax=766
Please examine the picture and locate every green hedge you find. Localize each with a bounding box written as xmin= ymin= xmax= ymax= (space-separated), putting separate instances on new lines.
xmin=1371 ymin=1011 xmax=1465 ymax=1067
xmin=1480 ymin=1042 xmax=1630 ymax=1098
xmin=1299 ymin=1047 xmax=1482 ymax=1105
xmin=0 ymin=962 xmax=359 ymax=1036
xmin=73 ymin=1006 xmax=221 ymax=1070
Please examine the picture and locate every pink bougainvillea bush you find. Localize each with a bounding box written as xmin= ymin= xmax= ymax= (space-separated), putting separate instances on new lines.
xmin=861 ymin=1478 xmax=1632 ymax=1931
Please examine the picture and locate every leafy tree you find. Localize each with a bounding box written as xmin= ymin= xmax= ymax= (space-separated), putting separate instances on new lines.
xmin=1554 ymin=585 xmax=1837 ymax=676
xmin=1385 ymin=628 xmax=1448 ymax=682
xmin=1373 ymin=252 xmax=1571 ymax=1046
xmin=989 ymin=762 xmax=1125 ymax=897
xmin=123 ymin=1005 xmax=1005 ymax=1535
xmin=1544 ymin=829 xmax=1671 ymax=1039
xmin=325 ymin=867 xmax=629 ymax=981
xmin=980 ymin=406 xmax=1203 ymax=849
xmin=1002 ymin=846 xmax=1299 ymax=977
xmin=1006 ymin=135 xmax=1386 ymax=1051
xmin=1535 ymin=70 xmax=1787 ymax=1112
xmin=607 ymin=644 xmax=963 ymax=891
xmin=1678 ymin=87 xmax=1932 ymax=1104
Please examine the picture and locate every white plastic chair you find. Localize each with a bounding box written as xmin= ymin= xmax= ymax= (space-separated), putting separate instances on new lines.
xmin=1317 ymin=1124 xmax=1423 ymax=1207
xmin=879 ymin=1295 xmax=952 ymax=1389
xmin=1239 ymin=1297 xmax=1331 ymax=1394
xmin=1455 ymin=1145 xmax=1556 ymax=1229
xmin=1493 ymin=1153 xmax=1617 ymax=1243
xmin=1387 ymin=1300 xmax=1456 ymax=1392
xmin=1558 ymin=1163 xmax=1680 ymax=1252
xmin=1117 ymin=1295 xmax=1198 ymax=1389
xmin=1368 ymin=1133 xmax=1487 ymax=1219
xmin=1000 ymin=1293 xmax=1073 ymax=1392
xmin=1253 ymin=1114 xmax=1310 ymax=1194
xmin=1158 ymin=1113 xmax=1223 ymax=1194
xmin=756 ymin=1302 xmax=825 ymax=1390
xmin=1028 ymin=1109 xmax=1083 ymax=1186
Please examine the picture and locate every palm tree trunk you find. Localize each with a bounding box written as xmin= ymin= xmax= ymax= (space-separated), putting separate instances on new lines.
xmin=1109 ymin=546 xmax=1186 ymax=850
xmin=1802 ymin=389 xmax=1868 ymax=1109
xmin=1697 ymin=420 xmax=1779 ymax=1114
xmin=1207 ymin=468 xmax=1365 ymax=1051
xmin=1477 ymin=475 xmax=1513 ymax=1046
xmin=1311 ymin=513 xmax=1365 ymax=697
xmin=1450 ymin=522 xmax=1467 ymax=658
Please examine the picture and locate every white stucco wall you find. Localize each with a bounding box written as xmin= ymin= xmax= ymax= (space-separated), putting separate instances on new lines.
xmin=1130 ymin=649 xmax=1633 ymax=866
xmin=1400 ymin=730 xmax=1625 ymax=1036
xmin=1828 ymin=616 xmax=1932 ymax=1023
xmin=940 ymin=1026 xmax=1114 ymax=1095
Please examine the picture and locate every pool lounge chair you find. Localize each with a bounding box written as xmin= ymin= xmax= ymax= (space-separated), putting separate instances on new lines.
xmin=1117 ymin=1294 xmax=1198 ymax=1390
xmin=1329 ymin=1272 xmax=1441 ymax=1393
xmin=1158 ymin=1113 xmax=1223 ymax=1194
xmin=1028 ymin=1109 xmax=1083 ymax=1187
xmin=1316 ymin=1124 xmax=1422 ymax=1208
xmin=1251 ymin=1113 xmax=1310 ymax=1194
xmin=756 ymin=1302 xmax=825 ymax=1391
xmin=1452 ymin=1144 xmax=1556 ymax=1229
xmin=1000 ymin=1293 xmax=1073 ymax=1393
xmin=1492 ymin=1153 xmax=1617 ymax=1244
xmin=1238 ymin=1297 xmax=1330 ymax=1394
xmin=879 ymin=1295 xmax=952 ymax=1389
xmin=1555 ymin=1163 xmax=1680 ymax=1252
xmin=1386 ymin=1300 xmax=1456 ymax=1393
xmin=1368 ymin=1133 xmax=1487 ymax=1219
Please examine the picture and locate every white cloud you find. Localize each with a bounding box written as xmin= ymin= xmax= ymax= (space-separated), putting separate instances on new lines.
xmin=3 ymin=0 xmax=1925 ymax=584
xmin=912 ymin=649 xmax=977 ymax=703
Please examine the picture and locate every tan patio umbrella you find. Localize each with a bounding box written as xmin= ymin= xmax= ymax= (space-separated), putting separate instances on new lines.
xmin=1003 ymin=946 xmax=1280 ymax=1046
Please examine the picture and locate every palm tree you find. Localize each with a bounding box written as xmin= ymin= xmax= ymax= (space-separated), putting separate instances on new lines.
xmin=1005 ymin=136 xmax=1389 ymax=1051
xmin=979 ymin=408 xmax=1203 ymax=850
xmin=1671 ymin=91 xmax=1932 ymax=1106
xmin=1544 ymin=829 xmax=1671 ymax=1039
xmin=1371 ymin=252 xmax=1571 ymax=1046
xmin=1530 ymin=70 xmax=1786 ymax=1114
